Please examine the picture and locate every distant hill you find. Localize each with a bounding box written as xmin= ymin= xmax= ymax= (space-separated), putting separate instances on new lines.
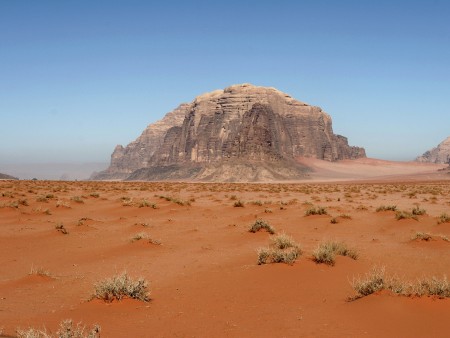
xmin=92 ymin=83 xmax=366 ymax=182
xmin=0 ymin=162 xmax=108 ymax=181
xmin=0 ymin=173 xmax=18 ymax=180
xmin=416 ymin=136 xmax=450 ymax=164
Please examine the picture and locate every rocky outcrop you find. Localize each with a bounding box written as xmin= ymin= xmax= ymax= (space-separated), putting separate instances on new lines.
xmin=416 ymin=136 xmax=450 ymax=164
xmin=92 ymin=83 xmax=366 ymax=181
xmin=92 ymin=104 xmax=189 ymax=180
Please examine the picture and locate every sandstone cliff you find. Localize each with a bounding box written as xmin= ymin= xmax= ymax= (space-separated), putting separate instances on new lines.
xmin=416 ymin=136 xmax=450 ymax=164
xmin=92 ymin=84 xmax=366 ymax=181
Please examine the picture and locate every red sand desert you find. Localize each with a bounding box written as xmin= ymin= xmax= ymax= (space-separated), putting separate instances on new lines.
xmin=1 ymin=159 xmax=450 ymax=337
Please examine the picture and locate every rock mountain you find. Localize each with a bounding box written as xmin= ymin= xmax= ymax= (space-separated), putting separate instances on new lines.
xmin=416 ymin=136 xmax=450 ymax=164
xmin=92 ymin=84 xmax=366 ymax=181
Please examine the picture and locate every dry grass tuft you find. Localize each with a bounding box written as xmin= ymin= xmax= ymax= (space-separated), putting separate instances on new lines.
xmin=411 ymin=232 xmax=432 ymax=241
xmin=93 ymin=272 xmax=150 ymax=302
xmin=249 ymin=219 xmax=276 ymax=234
xmin=376 ymin=205 xmax=397 ymax=212
xmin=438 ymin=213 xmax=450 ymax=224
xmin=312 ymin=241 xmax=358 ymax=266
xmin=350 ymin=266 xmax=387 ymax=298
xmin=233 ymin=200 xmax=245 ymax=207
xmin=257 ymin=234 xmax=301 ymax=265
xmin=350 ymin=267 xmax=450 ymax=300
xmin=16 ymin=319 xmax=100 ymax=338
xmin=395 ymin=211 xmax=418 ymax=221
xmin=304 ymin=206 xmax=327 ymax=216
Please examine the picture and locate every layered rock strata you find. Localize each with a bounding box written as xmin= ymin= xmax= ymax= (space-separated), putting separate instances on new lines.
xmin=92 ymin=84 xmax=366 ymax=181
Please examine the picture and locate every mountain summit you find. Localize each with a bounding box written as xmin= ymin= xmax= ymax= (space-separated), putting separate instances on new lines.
xmin=92 ymin=84 xmax=366 ymax=181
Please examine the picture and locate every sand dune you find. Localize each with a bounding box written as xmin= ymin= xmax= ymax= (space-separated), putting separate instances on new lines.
xmin=1 ymin=177 xmax=450 ymax=337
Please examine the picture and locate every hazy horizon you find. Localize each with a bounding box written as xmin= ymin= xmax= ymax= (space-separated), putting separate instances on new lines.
xmin=1 ymin=1 xmax=449 ymax=169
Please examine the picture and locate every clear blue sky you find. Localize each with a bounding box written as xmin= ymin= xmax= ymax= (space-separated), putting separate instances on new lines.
xmin=1 ymin=0 xmax=449 ymax=165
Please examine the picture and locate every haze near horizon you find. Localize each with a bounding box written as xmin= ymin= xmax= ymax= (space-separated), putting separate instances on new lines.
xmin=1 ymin=1 xmax=449 ymax=174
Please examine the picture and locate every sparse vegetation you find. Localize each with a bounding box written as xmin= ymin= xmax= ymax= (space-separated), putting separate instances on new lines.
xmin=350 ymin=267 xmax=450 ymax=300
xmin=395 ymin=211 xmax=418 ymax=221
xmin=257 ymin=234 xmax=301 ymax=265
xmin=93 ymin=272 xmax=150 ymax=302
xmin=156 ymin=195 xmax=191 ymax=206
xmin=70 ymin=196 xmax=84 ymax=204
xmin=411 ymin=205 xmax=426 ymax=216
xmin=438 ymin=213 xmax=450 ymax=224
xmin=233 ymin=200 xmax=245 ymax=207
xmin=304 ymin=206 xmax=327 ymax=216
xmin=411 ymin=232 xmax=432 ymax=241
xmin=29 ymin=265 xmax=51 ymax=277
xmin=138 ymin=199 xmax=157 ymax=208
xmin=55 ymin=222 xmax=68 ymax=234
xmin=130 ymin=232 xmax=161 ymax=245
xmin=312 ymin=241 xmax=358 ymax=266
xmin=351 ymin=266 xmax=387 ymax=298
xmin=376 ymin=205 xmax=397 ymax=212
xmin=16 ymin=319 xmax=100 ymax=338
xmin=270 ymin=233 xmax=298 ymax=250
xmin=249 ymin=219 xmax=275 ymax=234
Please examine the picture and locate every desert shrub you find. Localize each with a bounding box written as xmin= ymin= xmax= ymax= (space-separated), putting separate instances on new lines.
xmin=330 ymin=217 xmax=338 ymax=224
xmin=257 ymin=234 xmax=301 ymax=265
xmin=412 ymin=205 xmax=426 ymax=216
xmin=250 ymin=200 xmax=263 ymax=206
xmin=18 ymin=199 xmax=29 ymax=206
xmin=271 ymin=233 xmax=298 ymax=250
xmin=351 ymin=266 xmax=386 ymax=297
xmin=411 ymin=232 xmax=432 ymax=241
xmin=339 ymin=214 xmax=352 ymax=219
xmin=257 ymin=247 xmax=271 ymax=265
xmin=93 ymin=272 xmax=150 ymax=302
xmin=233 ymin=200 xmax=245 ymax=207
xmin=70 ymin=196 xmax=84 ymax=204
xmin=138 ymin=199 xmax=156 ymax=208
xmin=89 ymin=192 xmax=100 ymax=198
xmin=312 ymin=241 xmax=358 ymax=266
xmin=257 ymin=247 xmax=300 ymax=265
xmin=264 ymin=208 xmax=273 ymax=213
xmin=350 ymin=267 xmax=450 ymax=300
xmin=438 ymin=213 xmax=450 ymax=224
xmin=29 ymin=266 xmax=51 ymax=277
xmin=409 ymin=276 xmax=450 ymax=298
xmin=36 ymin=195 xmax=49 ymax=203
xmin=395 ymin=211 xmax=418 ymax=221
xmin=304 ymin=206 xmax=327 ymax=216
xmin=122 ymin=198 xmax=134 ymax=206
xmin=16 ymin=319 xmax=100 ymax=338
xmin=156 ymin=195 xmax=190 ymax=206
xmin=130 ymin=232 xmax=161 ymax=245
xmin=55 ymin=223 xmax=68 ymax=235
xmin=56 ymin=200 xmax=70 ymax=208
xmin=376 ymin=205 xmax=397 ymax=212
xmin=249 ymin=219 xmax=275 ymax=234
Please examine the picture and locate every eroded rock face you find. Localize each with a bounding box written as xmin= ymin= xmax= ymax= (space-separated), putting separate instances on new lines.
xmin=92 ymin=84 xmax=366 ymax=181
xmin=416 ymin=136 xmax=450 ymax=164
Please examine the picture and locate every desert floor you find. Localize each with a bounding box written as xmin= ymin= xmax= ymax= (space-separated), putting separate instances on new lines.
xmin=1 ymin=164 xmax=450 ymax=337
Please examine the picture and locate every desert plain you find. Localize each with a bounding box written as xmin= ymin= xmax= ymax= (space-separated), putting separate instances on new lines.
xmin=1 ymin=159 xmax=450 ymax=337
